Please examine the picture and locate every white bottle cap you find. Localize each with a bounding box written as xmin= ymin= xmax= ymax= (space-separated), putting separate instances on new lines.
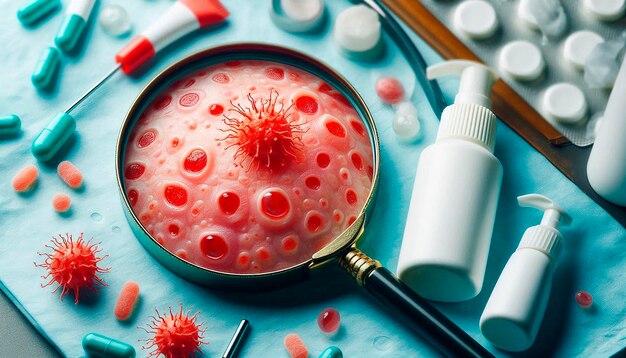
xmin=480 ymin=194 xmax=571 ymax=351
xmin=427 ymin=60 xmax=499 ymax=151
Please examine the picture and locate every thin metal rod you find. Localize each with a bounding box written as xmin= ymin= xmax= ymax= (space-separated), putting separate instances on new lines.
xmin=64 ymin=64 xmax=122 ymax=114
xmin=222 ymin=319 xmax=250 ymax=358
xmin=362 ymin=0 xmax=448 ymax=118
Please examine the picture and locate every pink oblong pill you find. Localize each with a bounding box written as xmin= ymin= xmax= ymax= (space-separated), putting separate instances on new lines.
xmin=284 ymin=333 xmax=308 ymax=358
xmin=12 ymin=164 xmax=38 ymax=192
xmin=57 ymin=160 xmax=83 ymax=188
xmin=114 ymin=281 xmax=140 ymax=321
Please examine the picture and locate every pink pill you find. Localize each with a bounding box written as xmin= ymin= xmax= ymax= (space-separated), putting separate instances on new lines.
xmin=284 ymin=333 xmax=308 ymax=358
xmin=52 ymin=193 xmax=71 ymax=213
xmin=575 ymin=290 xmax=593 ymax=308
xmin=317 ymin=307 xmax=340 ymax=334
xmin=12 ymin=164 xmax=38 ymax=192
xmin=114 ymin=281 xmax=140 ymax=321
xmin=57 ymin=161 xmax=83 ymax=189
xmin=375 ymin=76 xmax=405 ymax=104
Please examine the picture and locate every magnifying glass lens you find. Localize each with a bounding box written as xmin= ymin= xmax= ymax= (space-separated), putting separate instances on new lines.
xmin=123 ymin=60 xmax=374 ymax=274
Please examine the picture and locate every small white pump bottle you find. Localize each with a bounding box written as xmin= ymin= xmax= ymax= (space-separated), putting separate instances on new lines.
xmin=587 ymin=55 xmax=626 ymax=206
xmin=397 ymin=60 xmax=501 ymax=302
xmin=480 ymin=194 xmax=572 ymax=352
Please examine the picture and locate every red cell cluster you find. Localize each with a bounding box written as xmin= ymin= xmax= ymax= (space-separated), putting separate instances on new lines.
xmin=184 ymin=149 xmax=208 ymax=172
xmin=218 ymin=192 xmax=240 ymax=215
xmin=164 ymin=184 xmax=188 ymax=207
xmin=35 ymin=233 xmax=109 ymax=304
xmin=179 ymin=93 xmax=200 ymax=107
xmin=141 ymin=306 xmax=206 ymax=358
xmin=138 ymin=130 xmax=157 ymax=148
xmin=265 ymin=67 xmax=285 ymax=80
xmin=295 ymin=95 xmax=318 ymax=114
xmin=261 ymin=190 xmax=290 ymax=218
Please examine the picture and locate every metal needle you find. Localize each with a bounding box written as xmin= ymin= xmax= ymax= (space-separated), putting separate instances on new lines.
xmin=222 ymin=319 xmax=250 ymax=358
xmin=64 ymin=64 xmax=121 ymax=114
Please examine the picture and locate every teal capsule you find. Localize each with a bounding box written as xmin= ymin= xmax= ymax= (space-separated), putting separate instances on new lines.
xmin=55 ymin=14 xmax=87 ymax=53
xmin=319 ymin=346 xmax=343 ymax=358
xmin=0 ymin=115 xmax=21 ymax=137
xmin=17 ymin=0 xmax=61 ymax=26
xmin=32 ymin=47 xmax=61 ymax=90
xmin=32 ymin=112 xmax=76 ymax=162
xmin=82 ymin=332 xmax=136 ymax=358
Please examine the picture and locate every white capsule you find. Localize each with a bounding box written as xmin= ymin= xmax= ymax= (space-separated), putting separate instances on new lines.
xmin=392 ymin=101 xmax=420 ymax=141
xmin=99 ymin=4 xmax=132 ymax=37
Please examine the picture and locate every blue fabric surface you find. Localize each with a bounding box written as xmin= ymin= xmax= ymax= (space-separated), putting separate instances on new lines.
xmin=0 ymin=0 xmax=624 ymax=357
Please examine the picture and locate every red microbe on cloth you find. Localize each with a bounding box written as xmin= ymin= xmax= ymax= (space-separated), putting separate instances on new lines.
xmin=35 ymin=233 xmax=109 ymax=304
xmin=141 ymin=306 xmax=206 ymax=358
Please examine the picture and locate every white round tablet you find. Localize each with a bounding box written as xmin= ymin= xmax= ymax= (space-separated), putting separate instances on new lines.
xmin=280 ymin=0 xmax=323 ymax=23
xmin=563 ymin=31 xmax=604 ymax=70
xmin=583 ymin=0 xmax=626 ymax=21
xmin=542 ymin=83 xmax=588 ymax=125
xmin=499 ymin=41 xmax=545 ymax=81
xmin=454 ymin=0 xmax=499 ymax=40
xmin=334 ymin=5 xmax=381 ymax=53
xmin=518 ymin=0 xmax=539 ymax=30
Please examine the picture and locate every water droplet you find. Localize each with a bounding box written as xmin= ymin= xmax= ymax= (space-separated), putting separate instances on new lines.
xmin=90 ymin=212 xmax=103 ymax=222
xmin=112 ymin=226 xmax=121 ymax=233
xmin=373 ymin=336 xmax=393 ymax=351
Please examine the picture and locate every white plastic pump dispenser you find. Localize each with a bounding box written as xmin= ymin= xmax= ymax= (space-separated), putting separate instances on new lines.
xmin=480 ymin=194 xmax=572 ymax=352
xmin=397 ymin=60 xmax=502 ymax=302
xmin=587 ymin=55 xmax=626 ymax=206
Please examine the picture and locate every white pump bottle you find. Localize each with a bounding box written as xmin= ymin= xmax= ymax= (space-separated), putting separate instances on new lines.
xmin=397 ymin=60 xmax=502 ymax=302
xmin=480 ymin=194 xmax=572 ymax=352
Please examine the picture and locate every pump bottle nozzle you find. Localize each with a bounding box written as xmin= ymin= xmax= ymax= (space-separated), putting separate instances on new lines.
xmin=518 ymin=194 xmax=572 ymax=229
xmin=427 ymin=60 xmax=499 ymax=108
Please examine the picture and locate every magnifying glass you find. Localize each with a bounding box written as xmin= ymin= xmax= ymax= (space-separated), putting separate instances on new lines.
xmin=116 ymin=43 xmax=492 ymax=358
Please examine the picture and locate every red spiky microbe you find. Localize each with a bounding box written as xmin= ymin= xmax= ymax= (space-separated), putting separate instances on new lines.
xmin=141 ymin=306 xmax=207 ymax=358
xmin=35 ymin=233 xmax=109 ymax=304
xmin=219 ymin=89 xmax=306 ymax=171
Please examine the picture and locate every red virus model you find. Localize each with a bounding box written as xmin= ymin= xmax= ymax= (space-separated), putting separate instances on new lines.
xmin=220 ymin=89 xmax=306 ymax=171
xmin=141 ymin=306 xmax=207 ymax=358
xmin=35 ymin=233 xmax=109 ymax=304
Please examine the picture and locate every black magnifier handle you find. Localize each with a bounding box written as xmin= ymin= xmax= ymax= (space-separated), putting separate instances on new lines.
xmin=340 ymin=248 xmax=494 ymax=358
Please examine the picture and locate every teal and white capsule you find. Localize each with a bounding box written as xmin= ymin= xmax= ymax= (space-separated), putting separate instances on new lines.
xmin=55 ymin=0 xmax=96 ymax=53
xmin=17 ymin=0 xmax=61 ymax=26
xmin=0 ymin=115 xmax=21 ymax=137
xmin=32 ymin=112 xmax=76 ymax=161
xmin=32 ymin=47 xmax=61 ymax=90
xmin=319 ymin=346 xmax=343 ymax=358
xmin=82 ymin=332 xmax=136 ymax=358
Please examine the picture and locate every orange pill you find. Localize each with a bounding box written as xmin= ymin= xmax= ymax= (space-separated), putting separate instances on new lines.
xmin=52 ymin=193 xmax=71 ymax=212
xmin=57 ymin=160 xmax=83 ymax=188
xmin=114 ymin=281 xmax=140 ymax=321
xmin=12 ymin=164 xmax=38 ymax=192
xmin=284 ymin=333 xmax=308 ymax=358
